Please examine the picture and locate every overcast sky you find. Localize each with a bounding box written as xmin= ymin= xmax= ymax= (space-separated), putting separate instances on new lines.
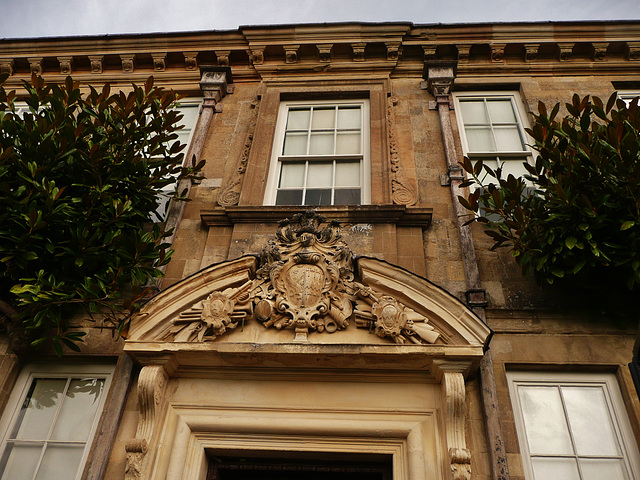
xmin=1 ymin=0 xmax=638 ymax=39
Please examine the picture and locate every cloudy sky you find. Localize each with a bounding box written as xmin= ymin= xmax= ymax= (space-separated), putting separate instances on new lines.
xmin=1 ymin=0 xmax=638 ymax=39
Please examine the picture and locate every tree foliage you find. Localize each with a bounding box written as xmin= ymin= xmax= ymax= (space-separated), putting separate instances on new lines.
xmin=0 ymin=74 xmax=203 ymax=355
xmin=459 ymin=93 xmax=640 ymax=291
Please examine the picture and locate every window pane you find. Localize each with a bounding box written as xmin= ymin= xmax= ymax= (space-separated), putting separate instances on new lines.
xmin=311 ymin=108 xmax=335 ymax=129
xmin=494 ymin=127 xmax=525 ymax=151
xmin=306 ymin=162 xmax=333 ymax=188
xmin=531 ymin=457 xmax=580 ymax=480
xmin=465 ymin=127 xmax=495 ymax=152
xmin=279 ymin=163 xmax=305 ymax=188
xmin=334 ymin=189 xmax=361 ymax=205
xmin=459 ymin=100 xmax=489 ymax=124
xmin=335 ymin=161 xmax=361 ymax=187
xmin=562 ymin=386 xmax=620 ymax=456
xmin=283 ymin=132 xmax=308 ymax=155
xmin=487 ymin=99 xmax=517 ymax=123
xmin=336 ymin=132 xmax=361 ymax=154
xmin=579 ymin=458 xmax=627 ymax=480
xmin=34 ymin=445 xmax=84 ymax=480
xmin=286 ymin=109 xmax=310 ymax=130
xmin=337 ymin=107 xmax=361 ymax=129
xmin=0 ymin=443 xmax=42 ymax=480
xmin=519 ymin=386 xmax=573 ymax=455
xmin=13 ymin=379 xmax=66 ymax=440
xmin=309 ymin=132 xmax=334 ymax=155
xmin=50 ymin=378 xmax=105 ymax=442
xmin=498 ymin=158 xmax=529 ymax=179
xmin=305 ymin=189 xmax=332 ymax=205
xmin=276 ymin=190 xmax=303 ymax=205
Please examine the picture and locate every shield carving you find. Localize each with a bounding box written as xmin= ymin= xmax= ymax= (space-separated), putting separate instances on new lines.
xmin=285 ymin=263 xmax=325 ymax=308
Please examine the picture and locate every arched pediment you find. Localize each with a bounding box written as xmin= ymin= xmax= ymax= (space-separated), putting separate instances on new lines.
xmin=126 ymin=212 xmax=490 ymax=359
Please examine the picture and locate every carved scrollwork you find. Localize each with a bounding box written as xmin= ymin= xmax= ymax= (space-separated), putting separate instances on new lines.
xmin=387 ymin=96 xmax=418 ymax=206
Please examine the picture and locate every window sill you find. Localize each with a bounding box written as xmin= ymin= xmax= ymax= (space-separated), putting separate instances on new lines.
xmin=200 ymin=205 xmax=432 ymax=227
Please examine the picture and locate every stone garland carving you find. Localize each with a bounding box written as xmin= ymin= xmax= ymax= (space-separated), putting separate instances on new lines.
xmin=387 ymin=96 xmax=418 ymax=206
xmin=216 ymin=96 xmax=261 ymax=206
xmin=124 ymin=365 xmax=168 ymax=480
xmin=168 ymin=212 xmax=441 ymax=344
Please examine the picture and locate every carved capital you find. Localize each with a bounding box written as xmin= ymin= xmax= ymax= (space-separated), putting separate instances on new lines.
xmin=0 ymin=59 xmax=14 ymax=76
xmin=152 ymin=53 xmax=166 ymax=72
xmin=524 ymin=43 xmax=539 ymax=62
xmin=199 ymin=66 xmax=233 ymax=105
xmin=28 ymin=57 xmax=43 ymax=76
xmin=58 ymin=56 xmax=73 ymax=75
xmin=124 ymin=439 xmax=148 ymax=480
xmin=317 ymin=44 xmax=332 ymax=63
xmin=89 ymin=55 xmax=104 ymax=74
xmin=491 ymin=44 xmax=506 ymax=63
xmin=424 ymin=60 xmax=457 ymax=98
xmin=216 ymin=50 xmax=230 ymax=67
xmin=456 ymin=45 xmax=471 ymax=64
xmin=592 ymin=42 xmax=609 ymax=61
xmin=284 ymin=45 xmax=299 ymax=64
xmin=558 ymin=42 xmax=574 ymax=61
xmin=121 ymin=54 xmax=135 ymax=73
xmin=386 ymin=42 xmax=401 ymax=61
xmin=351 ymin=43 xmax=366 ymax=62
xmin=184 ymin=51 xmax=198 ymax=70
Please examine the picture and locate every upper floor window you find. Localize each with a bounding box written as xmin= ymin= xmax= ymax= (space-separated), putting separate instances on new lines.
xmin=0 ymin=364 xmax=114 ymax=480
xmin=508 ymin=371 xmax=640 ymax=480
xmin=453 ymin=92 xmax=532 ymax=179
xmin=264 ymin=99 xmax=370 ymax=206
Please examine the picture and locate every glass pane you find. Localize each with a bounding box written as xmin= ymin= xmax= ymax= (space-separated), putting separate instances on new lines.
xmin=562 ymin=386 xmax=620 ymax=456
xmin=519 ymin=386 xmax=574 ymax=455
xmin=494 ymin=127 xmax=525 ymax=151
xmin=0 ymin=443 xmax=42 ymax=480
xmin=51 ymin=378 xmax=105 ymax=442
xmin=311 ymin=108 xmax=335 ymax=129
xmin=276 ymin=190 xmax=303 ymax=205
xmin=279 ymin=163 xmax=305 ymax=188
xmin=177 ymin=104 xmax=199 ymax=131
xmin=283 ymin=132 xmax=308 ymax=155
xmin=531 ymin=457 xmax=580 ymax=480
xmin=335 ymin=161 xmax=361 ymax=187
xmin=334 ymin=189 xmax=361 ymax=205
xmin=580 ymin=458 xmax=627 ymax=480
xmin=336 ymin=132 xmax=361 ymax=154
xmin=305 ymin=189 xmax=332 ymax=205
xmin=498 ymin=158 xmax=529 ymax=179
xmin=337 ymin=107 xmax=361 ymax=129
xmin=465 ymin=127 xmax=496 ymax=152
xmin=306 ymin=162 xmax=333 ymax=188
xmin=286 ymin=109 xmax=310 ymax=130
xmin=13 ymin=378 xmax=66 ymax=440
xmin=309 ymin=132 xmax=334 ymax=155
xmin=459 ymin=100 xmax=489 ymax=124
xmin=35 ymin=445 xmax=84 ymax=480
xmin=487 ymin=99 xmax=517 ymax=123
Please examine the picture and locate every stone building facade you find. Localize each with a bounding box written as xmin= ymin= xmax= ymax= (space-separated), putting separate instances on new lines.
xmin=0 ymin=21 xmax=639 ymax=480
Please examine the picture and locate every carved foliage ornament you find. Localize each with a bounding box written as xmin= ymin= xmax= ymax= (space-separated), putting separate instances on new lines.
xmin=169 ymin=212 xmax=440 ymax=344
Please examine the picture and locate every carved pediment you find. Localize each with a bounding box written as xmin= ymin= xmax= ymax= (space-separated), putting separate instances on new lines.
xmin=127 ymin=212 xmax=489 ymax=348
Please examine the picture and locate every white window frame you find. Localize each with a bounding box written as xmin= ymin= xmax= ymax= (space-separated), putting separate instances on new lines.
xmin=618 ymin=91 xmax=640 ymax=106
xmin=507 ymin=371 xmax=640 ymax=480
xmin=453 ymin=91 xmax=534 ymax=180
xmin=263 ymin=99 xmax=371 ymax=206
xmin=0 ymin=363 xmax=115 ymax=480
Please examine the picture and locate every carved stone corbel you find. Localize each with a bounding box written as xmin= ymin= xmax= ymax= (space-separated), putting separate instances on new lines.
xmin=456 ymin=45 xmax=471 ymax=64
xmin=216 ymin=50 xmax=231 ymax=67
xmin=124 ymin=365 xmax=169 ymax=480
xmin=386 ymin=42 xmax=401 ymax=62
xmin=152 ymin=54 xmax=166 ymax=72
xmin=558 ymin=42 xmax=574 ymax=61
xmin=28 ymin=57 xmax=43 ymax=76
xmin=317 ymin=44 xmax=332 ymax=63
xmin=351 ymin=43 xmax=366 ymax=62
xmin=432 ymin=361 xmax=472 ymax=480
xmin=89 ymin=55 xmax=103 ymax=74
xmin=284 ymin=45 xmax=299 ymax=64
xmin=628 ymin=42 xmax=640 ymax=61
xmin=250 ymin=47 xmax=265 ymax=65
xmin=200 ymin=66 xmax=233 ymax=109
xmin=491 ymin=44 xmax=506 ymax=63
xmin=217 ymin=96 xmax=261 ymax=206
xmin=58 ymin=56 xmax=73 ymax=75
xmin=184 ymin=52 xmax=198 ymax=70
xmin=0 ymin=59 xmax=14 ymax=76
xmin=524 ymin=43 xmax=539 ymax=62
xmin=121 ymin=55 xmax=135 ymax=73
xmin=592 ymin=42 xmax=609 ymax=61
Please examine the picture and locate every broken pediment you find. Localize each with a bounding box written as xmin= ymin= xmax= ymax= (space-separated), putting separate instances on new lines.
xmin=126 ymin=212 xmax=489 ymax=349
